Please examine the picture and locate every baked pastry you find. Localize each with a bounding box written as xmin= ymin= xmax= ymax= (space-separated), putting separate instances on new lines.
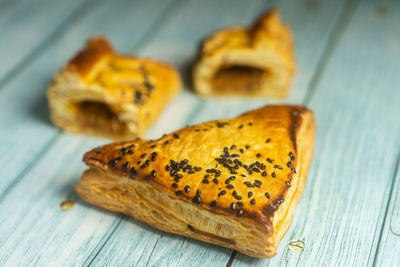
xmin=47 ymin=37 xmax=181 ymax=140
xmin=75 ymin=105 xmax=315 ymax=257
xmin=193 ymin=9 xmax=295 ymax=98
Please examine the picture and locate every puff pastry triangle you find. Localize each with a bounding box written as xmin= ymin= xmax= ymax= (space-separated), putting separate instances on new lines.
xmin=75 ymin=105 xmax=315 ymax=257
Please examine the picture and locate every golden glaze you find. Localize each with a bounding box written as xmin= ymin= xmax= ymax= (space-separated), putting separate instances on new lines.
xmin=193 ymin=9 xmax=296 ymax=98
xmin=47 ymin=37 xmax=181 ymax=140
xmin=76 ymin=105 xmax=315 ymax=257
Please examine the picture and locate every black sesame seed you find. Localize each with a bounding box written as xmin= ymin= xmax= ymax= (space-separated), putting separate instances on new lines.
xmin=274 ymin=165 xmax=283 ymax=170
xmin=230 ymin=202 xmax=236 ymax=210
xmin=250 ymin=199 xmax=256 ymax=205
xmin=245 ymin=145 xmax=250 ymax=149
xmin=237 ymin=209 xmax=243 ymax=216
xmin=96 ymin=151 xmax=102 ymax=154
xmin=262 ymin=171 xmax=267 ymax=177
xmin=237 ymin=201 xmax=244 ymax=207
xmin=196 ymin=189 xmax=201 ymax=196
xmin=184 ymin=185 xmax=190 ymax=193
xmin=225 ymin=179 xmax=230 ymax=184
xmin=224 ymin=147 xmax=229 ymax=154
xmin=187 ymin=224 xmax=194 ymax=231
xmin=194 ymin=167 xmax=202 ymax=171
xmin=164 ymin=139 xmax=172 ymax=144
xmin=289 ymin=152 xmax=295 ymax=161
xmin=172 ymin=183 xmax=178 ymax=188
xmin=210 ymin=200 xmax=217 ymax=207
xmin=218 ymin=190 xmax=227 ymax=197
xmin=192 ymin=196 xmax=201 ymax=204
xmin=248 ymin=192 xmax=253 ymax=198
xmin=272 ymin=172 xmax=276 ymax=178
xmin=202 ymin=179 xmax=210 ymax=184
xmin=149 ymin=145 xmax=156 ymax=148
xmin=165 ymin=165 xmax=171 ymax=171
xmin=173 ymin=133 xmax=179 ymax=139
xmin=239 ymin=149 xmax=244 ymax=153
xmin=128 ymin=144 xmax=135 ymax=149
xmin=140 ymin=153 xmax=147 ymax=158
xmin=174 ymin=177 xmax=181 ymax=182
xmin=265 ymin=192 xmax=270 ymax=199
xmin=248 ymin=122 xmax=253 ymax=126
xmin=121 ymin=148 xmax=128 ymax=155
xmin=127 ymin=150 xmax=134 ymax=154
xmin=213 ymin=178 xmax=219 ymax=184
xmin=291 ymin=168 xmax=297 ymax=174
xmin=175 ymin=190 xmax=182 ymax=196
xmin=123 ymin=162 xmax=130 ymax=169
xmin=231 ymin=145 xmax=236 ymax=149
xmin=267 ymin=158 xmax=273 ymax=163
xmin=130 ymin=168 xmax=138 ymax=176
xmin=227 ymin=184 xmax=234 ymax=189
xmin=277 ymin=198 xmax=285 ymax=204
xmin=265 ymin=138 xmax=271 ymax=143
xmin=238 ymin=124 xmax=243 ymax=129
xmin=287 ymin=161 xmax=292 ymax=168
xmin=256 ymin=153 xmax=261 ymax=158
xmin=286 ymin=181 xmax=291 ymax=187
xmin=143 ymin=175 xmax=152 ymax=180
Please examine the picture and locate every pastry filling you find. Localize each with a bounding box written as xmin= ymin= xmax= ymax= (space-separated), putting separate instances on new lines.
xmin=212 ymin=65 xmax=267 ymax=94
xmin=75 ymin=101 xmax=128 ymax=135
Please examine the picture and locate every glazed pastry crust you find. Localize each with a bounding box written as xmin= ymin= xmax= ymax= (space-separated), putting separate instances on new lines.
xmin=75 ymin=105 xmax=315 ymax=257
xmin=193 ymin=9 xmax=295 ymax=98
xmin=47 ymin=37 xmax=181 ymax=140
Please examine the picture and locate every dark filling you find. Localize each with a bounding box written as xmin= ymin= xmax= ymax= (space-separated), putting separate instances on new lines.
xmin=212 ymin=66 xmax=266 ymax=93
xmin=75 ymin=101 xmax=127 ymax=135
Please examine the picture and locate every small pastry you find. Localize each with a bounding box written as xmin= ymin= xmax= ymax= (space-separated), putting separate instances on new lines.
xmin=193 ymin=8 xmax=295 ymax=98
xmin=47 ymin=37 xmax=181 ymax=140
xmin=75 ymin=105 xmax=315 ymax=258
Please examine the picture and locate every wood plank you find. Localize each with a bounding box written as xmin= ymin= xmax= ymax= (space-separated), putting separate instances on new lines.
xmin=88 ymin=0 xmax=350 ymax=265
xmin=374 ymin=159 xmax=400 ymax=266
xmin=0 ymin=0 xmax=175 ymax=197
xmin=0 ymin=0 xmax=91 ymax=87
xmin=0 ymin=0 xmax=185 ymax=265
xmin=233 ymin=0 xmax=400 ymax=265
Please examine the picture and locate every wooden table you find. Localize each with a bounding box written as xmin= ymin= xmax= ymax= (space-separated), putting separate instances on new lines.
xmin=0 ymin=0 xmax=399 ymax=265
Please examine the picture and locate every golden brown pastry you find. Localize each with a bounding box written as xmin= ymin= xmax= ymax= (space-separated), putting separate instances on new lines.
xmin=47 ymin=37 xmax=181 ymax=140
xmin=75 ymin=105 xmax=315 ymax=258
xmin=193 ymin=9 xmax=295 ymax=98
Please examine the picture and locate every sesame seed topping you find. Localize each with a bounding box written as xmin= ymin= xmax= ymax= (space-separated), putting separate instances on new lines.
xmin=130 ymin=168 xmax=138 ymax=177
xmin=140 ymin=153 xmax=147 ymax=158
xmin=187 ymin=225 xmax=194 ymax=231
xmin=291 ymin=168 xmax=297 ymax=174
xmin=248 ymin=192 xmax=253 ymax=198
xmin=239 ymin=149 xmax=244 ymax=153
xmin=96 ymin=151 xmax=102 ymax=154
xmin=210 ymin=200 xmax=217 ymax=207
xmin=287 ymin=161 xmax=292 ymax=167
xmin=192 ymin=196 xmax=201 ymax=204
xmin=250 ymin=199 xmax=256 ymax=205
xmin=164 ymin=139 xmax=172 ymax=144
xmin=272 ymin=172 xmax=276 ymax=178
xmin=173 ymin=133 xmax=180 ymax=139
xmin=172 ymin=183 xmax=178 ymax=188
xmin=226 ymin=184 xmax=234 ymax=189
xmin=184 ymin=185 xmax=190 ymax=193
xmin=267 ymin=158 xmax=273 ymax=163
xmin=218 ymin=190 xmax=227 ymax=197
xmin=238 ymin=124 xmax=243 ymax=129
xmin=123 ymin=162 xmax=130 ymax=169
xmin=230 ymin=203 xmax=236 ymax=210
xmin=245 ymin=145 xmax=250 ymax=149
xmin=237 ymin=209 xmax=243 ymax=216
xmin=231 ymin=145 xmax=236 ymax=149
xmin=128 ymin=144 xmax=135 ymax=149
xmin=289 ymin=152 xmax=295 ymax=161
xmin=265 ymin=192 xmax=270 ymax=199
xmin=274 ymin=165 xmax=283 ymax=170
xmin=286 ymin=181 xmax=291 ymax=187
xmin=213 ymin=178 xmax=219 ymax=184
xmin=265 ymin=138 xmax=271 ymax=143
xmin=248 ymin=122 xmax=253 ymax=126
xmin=237 ymin=201 xmax=244 ymax=207
xmin=262 ymin=171 xmax=267 ymax=177
xmin=202 ymin=179 xmax=210 ymax=184
xmin=175 ymin=190 xmax=182 ymax=196
xmin=256 ymin=153 xmax=261 ymax=158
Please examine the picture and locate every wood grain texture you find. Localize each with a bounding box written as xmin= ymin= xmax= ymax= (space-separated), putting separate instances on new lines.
xmin=233 ymin=0 xmax=400 ymax=265
xmin=0 ymin=0 xmax=175 ymax=197
xmin=0 ymin=0 xmax=90 ymax=86
xmin=0 ymin=0 xmax=399 ymax=265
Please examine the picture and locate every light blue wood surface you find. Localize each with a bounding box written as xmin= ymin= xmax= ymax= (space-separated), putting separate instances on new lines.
xmin=0 ymin=0 xmax=399 ymax=266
